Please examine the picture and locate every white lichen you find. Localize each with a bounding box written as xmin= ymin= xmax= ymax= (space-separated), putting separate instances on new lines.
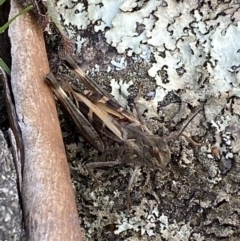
xmin=55 ymin=1 xmax=240 ymax=240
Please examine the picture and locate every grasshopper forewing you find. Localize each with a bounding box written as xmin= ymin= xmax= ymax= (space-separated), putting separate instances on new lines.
xmin=46 ymin=73 xmax=123 ymax=152
xmin=62 ymin=55 xmax=141 ymax=125
xmin=46 ymin=56 xmax=142 ymax=150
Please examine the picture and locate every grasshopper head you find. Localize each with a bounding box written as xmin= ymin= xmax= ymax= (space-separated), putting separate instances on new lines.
xmin=146 ymin=136 xmax=171 ymax=168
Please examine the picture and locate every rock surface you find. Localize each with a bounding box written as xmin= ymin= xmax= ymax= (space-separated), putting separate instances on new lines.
xmin=0 ymin=130 xmax=22 ymax=240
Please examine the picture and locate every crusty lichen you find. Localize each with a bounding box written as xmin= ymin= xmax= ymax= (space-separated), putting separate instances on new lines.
xmin=52 ymin=0 xmax=240 ymax=240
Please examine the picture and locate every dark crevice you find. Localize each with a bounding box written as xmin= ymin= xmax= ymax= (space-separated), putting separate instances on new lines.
xmin=0 ymin=0 xmax=11 ymax=133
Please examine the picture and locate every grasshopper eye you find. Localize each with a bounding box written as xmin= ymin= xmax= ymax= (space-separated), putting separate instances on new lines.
xmin=149 ymin=144 xmax=171 ymax=167
xmin=149 ymin=146 xmax=159 ymax=158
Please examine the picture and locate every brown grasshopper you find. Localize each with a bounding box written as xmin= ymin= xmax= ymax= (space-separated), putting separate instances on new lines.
xmin=45 ymin=55 xmax=204 ymax=209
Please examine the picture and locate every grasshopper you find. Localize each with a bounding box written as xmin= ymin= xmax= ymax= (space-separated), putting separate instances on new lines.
xmin=45 ymin=55 xmax=204 ymax=209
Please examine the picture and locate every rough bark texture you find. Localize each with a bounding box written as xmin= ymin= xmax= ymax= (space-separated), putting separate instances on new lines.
xmin=8 ymin=1 xmax=82 ymax=240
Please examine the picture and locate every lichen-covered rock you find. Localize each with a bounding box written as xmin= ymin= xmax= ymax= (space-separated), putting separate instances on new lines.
xmin=53 ymin=0 xmax=240 ymax=240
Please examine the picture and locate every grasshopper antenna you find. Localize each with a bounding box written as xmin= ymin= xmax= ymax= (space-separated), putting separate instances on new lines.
xmin=175 ymin=108 xmax=203 ymax=138
xmin=165 ymin=108 xmax=205 ymax=146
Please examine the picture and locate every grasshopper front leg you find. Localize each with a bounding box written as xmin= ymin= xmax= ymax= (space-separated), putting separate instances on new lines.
xmin=126 ymin=163 xmax=141 ymax=211
xmin=86 ymin=159 xmax=121 ymax=187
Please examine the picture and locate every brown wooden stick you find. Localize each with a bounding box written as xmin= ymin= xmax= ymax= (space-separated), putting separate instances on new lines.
xmin=8 ymin=1 xmax=82 ymax=240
